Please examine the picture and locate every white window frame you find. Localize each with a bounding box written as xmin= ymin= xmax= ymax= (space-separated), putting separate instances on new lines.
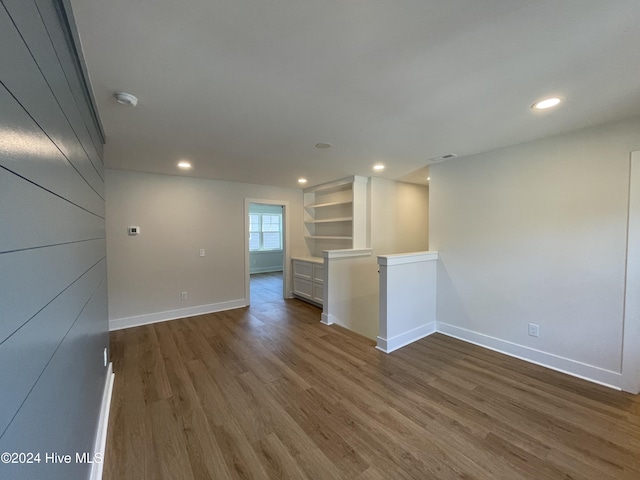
xmin=249 ymin=212 xmax=283 ymax=251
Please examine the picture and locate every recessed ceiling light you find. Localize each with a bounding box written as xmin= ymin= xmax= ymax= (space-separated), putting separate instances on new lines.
xmin=315 ymin=143 xmax=332 ymax=149
xmin=532 ymin=97 xmax=562 ymax=110
xmin=373 ymin=164 xmax=385 ymax=171
xmin=298 ymin=178 xmax=307 ymax=184
xmin=427 ymin=177 xmax=430 ymax=181
xmin=177 ymin=161 xmax=192 ymax=169
xmin=114 ymin=91 xmax=138 ymax=107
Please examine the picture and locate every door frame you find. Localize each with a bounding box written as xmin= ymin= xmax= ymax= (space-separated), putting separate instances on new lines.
xmin=623 ymin=150 xmax=640 ymax=393
xmin=244 ymin=198 xmax=290 ymax=304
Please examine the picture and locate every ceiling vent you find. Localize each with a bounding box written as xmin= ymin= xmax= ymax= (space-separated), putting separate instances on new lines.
xmin=428 ymin=153 xmax=457 ymax=163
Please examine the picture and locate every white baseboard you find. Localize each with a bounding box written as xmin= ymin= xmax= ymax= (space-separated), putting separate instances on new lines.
xmin=437 ymin=322 xmax=622 ymax=390
xmin=109 ymin=299 xmax=248 ymax=331
xmin=250 ymin=267 xmax=283 ymax=274
xmin=321 ymin=313 xmax=337 ymax=325
xmin=90 ymin=363 xmax=114 ymax=480
xmin=376 ymin=321 xmax=437 ymax=353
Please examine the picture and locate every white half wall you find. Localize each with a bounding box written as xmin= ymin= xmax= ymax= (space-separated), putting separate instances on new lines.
xmin=377 ymin=252 xmax=438 ymax=353
xmin=322 ymin=249 xmax=378 ymax=339
xmin=105 ymin=169 xmax=304 ymax=327
xmin=430 ymin=117 xmax=640 ymax=388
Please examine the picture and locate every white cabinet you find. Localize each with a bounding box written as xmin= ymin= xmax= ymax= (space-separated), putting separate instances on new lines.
xmin=292 ymin=258 xmax=324 ymax=306
xmin=303 ymin=175 xmax=368 ymax=257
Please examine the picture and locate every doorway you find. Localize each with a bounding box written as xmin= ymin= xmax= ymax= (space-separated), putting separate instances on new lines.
xmin=244 ymin=199 xmax=290 ymax=305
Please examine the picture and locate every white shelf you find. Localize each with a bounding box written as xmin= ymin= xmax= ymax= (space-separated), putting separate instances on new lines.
xmin=304 ymin=235 xmax=353 ymax=240
xmin=304 ymin=217 xmax=353 ymax=224
xmin=302 ymin=175 xmax=367 ymax=257
xmin=305 ymin=200 xmax=352 ymax=209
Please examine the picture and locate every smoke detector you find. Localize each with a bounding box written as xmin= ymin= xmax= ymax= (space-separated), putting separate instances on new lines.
xmin=114 ymin=92 xmax=138 ymax=107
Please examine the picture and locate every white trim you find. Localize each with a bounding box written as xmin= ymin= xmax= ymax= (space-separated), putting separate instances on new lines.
xmin=322 ymin=248 xmax=373 ymax=259
xmin=376 ymin=321 xmax=436 ymax=353
xmin=250 ymin=266 xmax=284 ymax=274
xmin=291 ymin=256 xmax=324 ymax=264
xmin=304 ymin=175 xmax=367 ymax=193
xmin=437 ymin=322 xmax=622 ymax=390
xmin=249 ymin=249 xmax=284 ymax=255
xmin=378 ymin=251 xmax=439 ymax=266
xmin=90 ymin=363 xmax=114 ymax=480
xmin=321 ymin=313 xmax=337 ymax=325
xmin=622 ymin=150 xmax=640 ymax=394
xmin=109 ymin=299 xmax=247 ymax=331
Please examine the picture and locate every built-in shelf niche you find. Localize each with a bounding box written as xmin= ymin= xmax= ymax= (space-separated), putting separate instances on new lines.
xmin=303 ymin=175 xmax=368 ymax=257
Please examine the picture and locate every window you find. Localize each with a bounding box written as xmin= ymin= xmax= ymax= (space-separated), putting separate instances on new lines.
xmin=249 ymin=213 xmax=282 ymax=251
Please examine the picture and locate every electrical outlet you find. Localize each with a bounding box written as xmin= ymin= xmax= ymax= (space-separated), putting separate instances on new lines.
xmin=528 ymin=323 xmax=540 ymax=337
xmin=181 ymin=291 xmax=187 ymax=300
xmin=199 ymin=249 xmax=205 ymax=257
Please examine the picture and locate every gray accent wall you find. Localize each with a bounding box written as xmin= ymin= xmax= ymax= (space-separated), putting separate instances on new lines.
xmin=0 ymin=1 xmax=108 ymax=479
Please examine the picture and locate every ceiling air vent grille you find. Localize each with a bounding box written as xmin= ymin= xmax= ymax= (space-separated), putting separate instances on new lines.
xmin=428 ymin=153 xmax=457 ymax=163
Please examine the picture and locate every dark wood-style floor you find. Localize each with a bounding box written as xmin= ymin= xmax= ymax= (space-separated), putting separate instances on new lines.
xmin=104 ymin=272 xmax=640 ymax=479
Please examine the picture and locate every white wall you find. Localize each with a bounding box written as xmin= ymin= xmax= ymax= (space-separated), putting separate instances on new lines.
xmin=249 ymin=250 xmax=284 ymax=273
xmin=105 ymin=169 xmax=304 ymax=328
xmin=430 ymin=117 xmax=640 ymax=387
xmin=369 ymin=177 xmax=429 ymax=255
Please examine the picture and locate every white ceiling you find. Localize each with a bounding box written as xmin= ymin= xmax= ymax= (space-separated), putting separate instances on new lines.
xmin=70 ymin=0 xmax=640 ymax=188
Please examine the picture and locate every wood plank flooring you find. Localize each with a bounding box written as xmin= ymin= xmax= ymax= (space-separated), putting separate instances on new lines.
xmin=104 ymin=272 xmax=640 ymax=479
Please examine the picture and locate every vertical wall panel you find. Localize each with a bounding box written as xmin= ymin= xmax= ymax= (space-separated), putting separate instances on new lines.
xmin=0 ymin=1 xmax=108 ymax=479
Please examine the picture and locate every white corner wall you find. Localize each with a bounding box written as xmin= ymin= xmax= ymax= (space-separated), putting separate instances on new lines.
xmin=430 ymin=117 xmax=640 ymax=389
xmin=105 ymin=169 xmax=304 ymax=329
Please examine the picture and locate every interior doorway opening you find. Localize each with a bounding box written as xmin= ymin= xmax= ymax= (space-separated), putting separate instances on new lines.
xmin=244 ymin=199 xmax=290 ymax=306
